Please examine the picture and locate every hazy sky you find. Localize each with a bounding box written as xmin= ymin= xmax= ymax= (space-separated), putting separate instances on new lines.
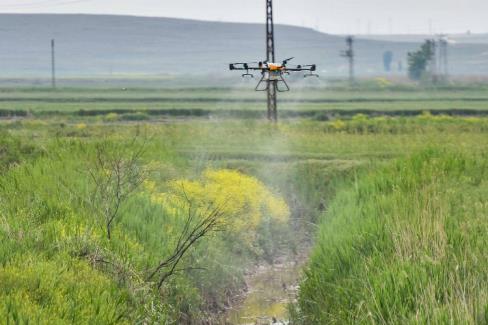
xmin=1 ymin=0 xmax=487 ymax=34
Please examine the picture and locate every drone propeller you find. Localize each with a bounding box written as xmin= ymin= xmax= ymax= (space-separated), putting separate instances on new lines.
xmin=282 ymin=57 xmax=295 ymax=65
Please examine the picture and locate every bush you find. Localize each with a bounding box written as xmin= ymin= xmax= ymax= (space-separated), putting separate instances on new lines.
xmin=104 ymin=112 xmax=120 ymax=122
xmin=0 ymin=131 xmax=42 ymax=172
xmin=147 ymin=169 xmax=290 ymax=257
xmin=121 ymin=112 xmax=150 ymax=121
xmin=0 ymin=257 xmax=131 ymax=324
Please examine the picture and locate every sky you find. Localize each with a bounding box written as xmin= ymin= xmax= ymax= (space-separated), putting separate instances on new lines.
xmin=1 ymin=0 xmax=487 ymax=34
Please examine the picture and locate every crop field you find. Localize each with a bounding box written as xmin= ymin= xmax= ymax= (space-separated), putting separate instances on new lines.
xmin=2 ymin=82 xmax=488 ymax=119
xmin=1 ymin=84 xmax=488 ymax=324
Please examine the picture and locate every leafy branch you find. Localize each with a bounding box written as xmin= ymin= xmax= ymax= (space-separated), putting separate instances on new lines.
xmin=86 ymin=136 xmax=147 ymax=240
xmin=147 ymin=194 xmax=223 ymax=289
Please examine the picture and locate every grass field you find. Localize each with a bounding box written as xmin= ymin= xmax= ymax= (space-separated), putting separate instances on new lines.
xmin=1 ymin=84 xmax=488 ymax=323
xmin=295 ymin=149 xmax=488 ymax=324
xmin=2 ymin=83 xmax=488 ymax=118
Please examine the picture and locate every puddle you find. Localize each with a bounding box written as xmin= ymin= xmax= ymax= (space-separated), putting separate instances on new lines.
xmin=223 ymin=257 xmax=303 ymax=325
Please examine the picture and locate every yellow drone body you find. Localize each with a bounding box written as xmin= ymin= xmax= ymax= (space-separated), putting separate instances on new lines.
xmin=267 ymin=63 xmax=284 ymax=71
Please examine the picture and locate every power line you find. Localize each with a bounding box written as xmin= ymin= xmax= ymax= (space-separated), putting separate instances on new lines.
xmin=0 ymin=0 xmax=93 ymax=9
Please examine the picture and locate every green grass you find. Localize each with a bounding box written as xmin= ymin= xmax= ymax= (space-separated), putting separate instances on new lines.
xmin=296 ymin=149 xmax=488 ymax=324
xmin=1 ymin=123 xmax=348 ymax=323
xmin=2 ymin=86 xmax=488 ymax=117
xmin=1 ymin=86 xmax=488 ymax=323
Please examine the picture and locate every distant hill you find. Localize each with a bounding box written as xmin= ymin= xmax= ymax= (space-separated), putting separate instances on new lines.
xmin=358 ymin=34 xmax=488 ymax=44
xmin=1 ymin=14 xmax=488 ymax=78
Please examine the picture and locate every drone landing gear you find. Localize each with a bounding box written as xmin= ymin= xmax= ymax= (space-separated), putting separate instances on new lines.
xmin=255 ymin=74 xmax=290 ymax=92
xmin=242 ymin=71 xmax=254 ymax=78
xmin=241 ymin=67 xmax=254 ymax=78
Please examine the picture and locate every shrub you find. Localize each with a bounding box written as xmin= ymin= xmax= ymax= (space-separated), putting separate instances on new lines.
xmin=149 ymin=169 xmax=290 ymax=254
xmin=0 ymin=131 xmax=42 ymax=172
xmin=121 ymin=112 xmax=150 ymax=121
xmin=104 ymin=112 xmax=120 ymax=122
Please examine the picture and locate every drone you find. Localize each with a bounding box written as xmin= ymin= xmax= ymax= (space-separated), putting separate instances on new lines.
xmin=229 ymin=57 xmax=318 ymax=92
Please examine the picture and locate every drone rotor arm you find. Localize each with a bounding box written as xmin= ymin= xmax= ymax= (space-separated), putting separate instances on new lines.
xmin=284 ymin=63 xmax=316 ymax=72
xmin=229 ymin=62 xmax=262 ymax=70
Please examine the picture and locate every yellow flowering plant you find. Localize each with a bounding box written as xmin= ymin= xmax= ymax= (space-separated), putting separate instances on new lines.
xmin=150 ymin=169 xmax=290 ymax=247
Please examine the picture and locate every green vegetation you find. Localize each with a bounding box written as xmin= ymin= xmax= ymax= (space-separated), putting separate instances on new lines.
xmin=1 ymin=85 xmax=488 ymax=323
xmin=3 ymin=84 xmax=488 ymax=119
xmin=0 ymin=130 xmax=43 ymax=172
xmin=0 ymin=131 xmax=306 ymax=323
xmin=1 ymin=118 xmax=338 ymax=323
xmin=296 ymin=149 xmax=488 ymax=323
xmin=408 ymin=40 xmax=435 ymax=81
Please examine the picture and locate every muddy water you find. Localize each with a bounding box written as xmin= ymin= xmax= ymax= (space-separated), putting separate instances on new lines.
xmin=223 ymin=256 xmax=304 ymax=325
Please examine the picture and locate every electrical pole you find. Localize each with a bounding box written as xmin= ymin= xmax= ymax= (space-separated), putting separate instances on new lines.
xmin=51 ymin=39 xmax=56 ymax=89
xmin=266 ymin=0 xmax=277 ymax=122
xmin=341 ymin=36 xmax=355 ymax=87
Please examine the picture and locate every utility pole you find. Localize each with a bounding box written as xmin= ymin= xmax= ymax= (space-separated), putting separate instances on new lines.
xmin=266 ymin=0 xmax=277 ymax=122
xmin=51 ymin=39 xmax=56 ymax=89
xmin=341 ymin=36 xmax=355 ymax=86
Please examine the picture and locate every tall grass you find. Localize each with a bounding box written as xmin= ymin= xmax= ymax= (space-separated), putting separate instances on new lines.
xmin=296 ymin=149 xmax=488 ymax=324
xmin=0 ymin=132 xmax=304 ymax=323
xmin=1 ymin=115 xmax=488 ymax=323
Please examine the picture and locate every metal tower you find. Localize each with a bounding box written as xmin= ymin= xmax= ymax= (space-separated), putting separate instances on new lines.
xmin=51 ymin=39 xmax=56 ymax=89
xmin=266 ymin=0 xmax=277 ymax=122
xmin=341 ymin=36 xmax=355 ymax=87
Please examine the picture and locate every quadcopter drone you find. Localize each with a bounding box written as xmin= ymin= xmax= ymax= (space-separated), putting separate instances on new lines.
xmin=229 ymin=57 xmax=318 ymax=92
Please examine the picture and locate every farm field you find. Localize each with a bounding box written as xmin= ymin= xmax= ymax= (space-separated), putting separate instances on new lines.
xmin=2 ymin=83 xmax=488 ymax=118
xmin=1 ymin=85 xmax=488 ymax=324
